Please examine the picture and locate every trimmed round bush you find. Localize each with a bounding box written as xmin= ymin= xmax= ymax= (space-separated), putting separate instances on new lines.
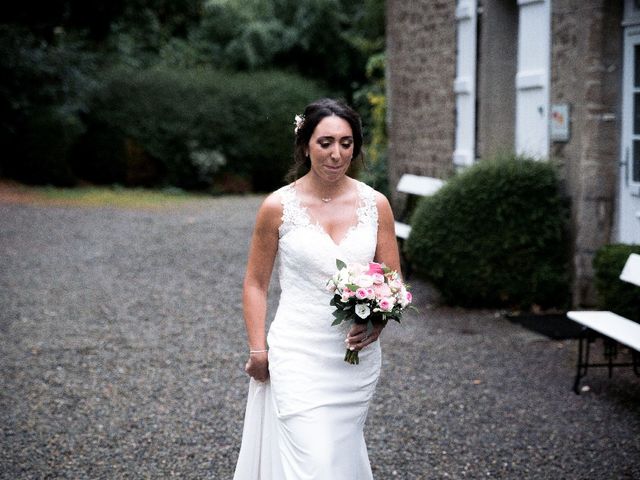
xmin=593 ymin=244 xmax=640 ymax=322
xmin=74 ymin=66 xmax=327 ymax=191
xmin=405 ymin=155 xmax=571 ymax=309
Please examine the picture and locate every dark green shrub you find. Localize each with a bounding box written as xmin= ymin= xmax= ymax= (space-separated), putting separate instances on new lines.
xmin=405 ymin=155 xmax=571 ymax=309
xmin=74 ymin=66 xmax=326 ymax=191
xmin=6 ymin=108 xmax=81 ymax=186
xmin=0 ymin=26 xmax=97 ymax=185
xmin=593 ymin=244 xmax=640 ymax=322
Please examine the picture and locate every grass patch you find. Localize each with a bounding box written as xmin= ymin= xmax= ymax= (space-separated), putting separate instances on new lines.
xmin=0 ymin=181 xmax=212 ymax=209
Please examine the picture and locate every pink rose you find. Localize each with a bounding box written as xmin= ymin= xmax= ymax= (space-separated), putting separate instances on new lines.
xmin=355 ymin=288 xmax=369 ymax=300
xmin=367 ymin=262 xmax=384 ymax=275
xmin=379 ymin=297 xmax=395 ymax=312
xmin=374 ymin=283 xmax=392 ymax=298
xmin=372 ymin=273 xmax=385 ymax=285
xmin=366 ymin=287 xmax=375 ymax=299
xmin=399 ymin=288 xmax=413 ymax=308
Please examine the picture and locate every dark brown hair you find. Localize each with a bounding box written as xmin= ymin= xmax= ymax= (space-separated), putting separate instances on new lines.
xmin=286 ymin=98 xmax=363 ymax=182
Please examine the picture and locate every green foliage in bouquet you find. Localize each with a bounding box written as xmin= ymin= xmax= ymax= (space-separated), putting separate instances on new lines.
xmin=593 ymin=244 xmax=640 ymax=322
xmin=405 ymin=154 xmax=571 ymax=309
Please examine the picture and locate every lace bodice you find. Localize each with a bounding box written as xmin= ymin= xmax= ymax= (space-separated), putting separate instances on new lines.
xmin=273 ymin=181 xmax=379 ymax=319
xmin=278 ymin=181 xmax=377 ymax=239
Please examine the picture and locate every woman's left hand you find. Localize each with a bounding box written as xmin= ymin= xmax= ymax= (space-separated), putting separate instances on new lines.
xmin=346 ymin=321 xmax=385 ymax=352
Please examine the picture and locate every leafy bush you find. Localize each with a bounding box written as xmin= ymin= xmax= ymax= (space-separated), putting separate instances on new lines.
xmin=593 ymin=244 xmax=640 ymax=322
xmin=0 ymin=25 xmax=97 ymax=185
xmin=405 ymin=155 xmax=571 ymax=309
xmin=356 ymin=55 xmax=389 ymax=197
xmin=7 ymin=108 xmax=81 ymax=186
xmin=75 ymin=66 xmax=326 ymax=190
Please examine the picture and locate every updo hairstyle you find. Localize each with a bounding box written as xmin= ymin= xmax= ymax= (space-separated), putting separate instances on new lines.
xmin=287 ymin=98 xmax=363 ymax=182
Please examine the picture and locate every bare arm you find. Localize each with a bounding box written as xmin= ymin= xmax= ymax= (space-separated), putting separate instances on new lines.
xmin=242 ymin=193 xmax=281 ymax=381
xmin=347 ymin=192 xmax=402 ymax=351
xmin=373 ymin=192 xmax=402 ymax=274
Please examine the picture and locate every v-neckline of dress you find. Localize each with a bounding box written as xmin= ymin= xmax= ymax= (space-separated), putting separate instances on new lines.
xmin=290 ymin=181 xmax=363 ymax=247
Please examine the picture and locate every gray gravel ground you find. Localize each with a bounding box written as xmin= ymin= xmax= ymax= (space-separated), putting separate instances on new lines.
xmin=1 ymin=196 xmax=639 ymax=480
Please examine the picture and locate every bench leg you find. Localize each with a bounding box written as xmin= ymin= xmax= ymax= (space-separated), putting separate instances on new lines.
xmin=603 ymin=338 xmax=618 ymax=379
xmin=398 ymin=239 xmax=413 ymax=280
xmin=573 ymin=328 xmax=589 ymax=394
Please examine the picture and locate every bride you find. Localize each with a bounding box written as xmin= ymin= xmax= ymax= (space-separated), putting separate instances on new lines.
xmin=233 ymin=98 xmax=401 ymax=479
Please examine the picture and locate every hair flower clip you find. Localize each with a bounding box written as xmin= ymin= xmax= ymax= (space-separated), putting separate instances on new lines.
xmin=293 ymin=114 xmax=305 ymax=135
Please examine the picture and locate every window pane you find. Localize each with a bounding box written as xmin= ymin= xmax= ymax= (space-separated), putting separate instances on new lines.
xmin=636 ymin=45 xmax=640 ymax=88
xmin=635 ymin=93 xmax=640 ymax=135
xmin=634 ymin=140 xmax=640 ymax=183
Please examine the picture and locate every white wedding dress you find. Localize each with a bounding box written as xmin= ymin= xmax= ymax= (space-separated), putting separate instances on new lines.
xmin=233 ymin=180 xmax=382 ymax=480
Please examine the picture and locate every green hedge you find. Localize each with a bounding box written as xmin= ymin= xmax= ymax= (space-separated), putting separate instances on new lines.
xmin=593 ymin=244 xmax=640 ymax=322
xmin=72 ymin=66 xmax=326 ymax=191
xmin=6 ymin=107 xmax=82 ymax=186
xmin=405 ymin=155 xmax=571 ymax=309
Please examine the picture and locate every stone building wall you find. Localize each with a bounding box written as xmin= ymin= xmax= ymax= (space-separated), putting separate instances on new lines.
xmin=386 ymin=0 xmax=623 ymax=307
xmin=550 ymin=0 xmax=623 ymax=305
xmin=386 ymin=0 xmax=457 ymax=206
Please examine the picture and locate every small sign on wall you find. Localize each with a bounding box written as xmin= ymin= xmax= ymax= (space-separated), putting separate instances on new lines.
xmin=550 ymin=103 xmax=570 ymax=142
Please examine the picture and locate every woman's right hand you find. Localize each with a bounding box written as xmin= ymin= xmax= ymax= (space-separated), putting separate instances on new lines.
xmin=245 ymin=351 xmax=269 ymax=382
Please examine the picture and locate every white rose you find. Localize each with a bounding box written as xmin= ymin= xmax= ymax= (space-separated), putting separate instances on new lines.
xmin=354 ymin=274 xmax=374 ymax=288
xmin=355 ymin=303 xmax=371 ymax=319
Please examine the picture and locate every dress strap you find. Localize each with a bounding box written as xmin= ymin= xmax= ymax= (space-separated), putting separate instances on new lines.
xmin=356 ymin=181 xmax=378 ymax=228
xmin=277 ymin=184 xmax=310 ymax=238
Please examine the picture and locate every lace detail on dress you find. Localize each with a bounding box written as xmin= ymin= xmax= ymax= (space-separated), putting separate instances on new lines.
xmin=277 ymin=181 xmax=378 ymax=241
xmin=277 ymin=184 xmax=309 ymax=238
xmin=355 ymin=181 xmax=378 ymax=229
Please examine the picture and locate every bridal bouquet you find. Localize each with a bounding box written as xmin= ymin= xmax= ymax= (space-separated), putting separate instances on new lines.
xmin=326 ymin=259 xmax=413 ymax=364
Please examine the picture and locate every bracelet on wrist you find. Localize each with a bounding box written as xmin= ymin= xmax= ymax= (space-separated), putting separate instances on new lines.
xmin=249 ymin=349 xmax=268 ymax=354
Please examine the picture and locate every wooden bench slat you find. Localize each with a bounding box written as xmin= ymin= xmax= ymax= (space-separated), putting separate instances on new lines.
xmin=620 ymin=253 xmax=640 ymax=287
xmin=397 ymin=174 xmax=444 ymax=196
xmin=567 ymin=311 xmax=640 ymax=352
xmin=394 ymin=221 xmax=411 ymax=240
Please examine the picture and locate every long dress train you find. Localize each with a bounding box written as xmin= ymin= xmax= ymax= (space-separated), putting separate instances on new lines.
xmin=233 ymin=181 xmax=381 ymax=480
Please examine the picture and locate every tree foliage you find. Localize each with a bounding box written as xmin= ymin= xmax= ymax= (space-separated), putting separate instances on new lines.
xmin=1 ymin=0 xmax=386 ymax=189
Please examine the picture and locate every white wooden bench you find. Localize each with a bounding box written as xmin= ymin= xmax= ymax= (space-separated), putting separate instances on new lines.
xmin=394 ymin=174 xmax=445 ymax=240
xmin=567 ymin=253 xmax=640 ymax=393
xmin=393 ymin=174 xmax=445 ymax=278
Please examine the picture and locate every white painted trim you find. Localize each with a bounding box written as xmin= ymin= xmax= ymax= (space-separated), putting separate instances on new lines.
xmin=453 ymin=0 xmax=477 ymax=168
xmin=453 ymin=149 xmax=473 ymax=166
xmin=456 ymin=3 xmax=473 ymax=20
xmin=454 ymin=77 xmax=473 ymax=94
xmin=515 ymin=71 xmax=546 ymax=90
xmin=518 ymin=0 xmax=544 ymax=5
xmin=623 ymin=0 xmax=640 ymax=27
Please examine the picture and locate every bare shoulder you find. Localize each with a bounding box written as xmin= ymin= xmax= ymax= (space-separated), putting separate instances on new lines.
xmin=370 ymin=189 xmax=394 ymax=219
xmin=255 ymin=189 xmax=285 ymax=230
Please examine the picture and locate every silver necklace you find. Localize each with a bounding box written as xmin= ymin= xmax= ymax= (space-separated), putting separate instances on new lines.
xmin=321 ymin=196 xmax=332 ymax=203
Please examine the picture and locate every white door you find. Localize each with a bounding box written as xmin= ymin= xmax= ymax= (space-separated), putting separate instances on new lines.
xmin=515 ymin=0 xmax=550 ymax=159
xmin=619 ymin=27 xmax=640 ymax=244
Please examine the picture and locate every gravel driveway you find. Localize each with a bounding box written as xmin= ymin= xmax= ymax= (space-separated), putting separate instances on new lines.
xmin=1 ymin=196 xmax=639 ymax=479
